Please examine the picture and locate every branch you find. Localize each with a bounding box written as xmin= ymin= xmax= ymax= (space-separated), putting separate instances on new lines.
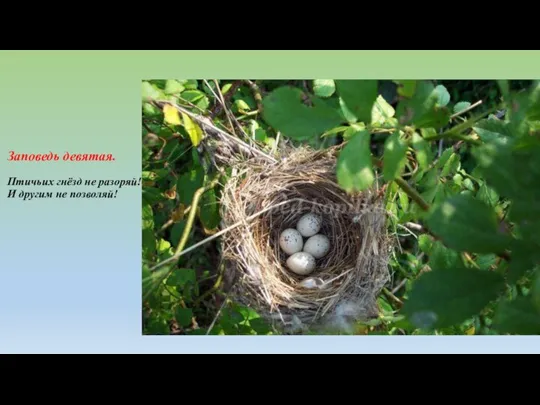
xmin=423 ymin=106 xmax=497 ymax=145
xmin=450 ymin=100 xmax=483 ymax=119
xmin=394 ymin=177 xmax=430 ymax=212
xmin=243 ymin=80 xmax=263 ymax=113
xmin=150 ymin=175 xmax=220 ymax=272
xmin=151 ymin=100 xmax=277 ymax=164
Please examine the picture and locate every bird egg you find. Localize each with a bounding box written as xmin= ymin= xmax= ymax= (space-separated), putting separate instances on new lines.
xmin=279 ymin=228 xmax=304 ymax=255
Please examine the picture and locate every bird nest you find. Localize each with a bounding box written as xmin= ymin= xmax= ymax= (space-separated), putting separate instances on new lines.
xmin=219 ymin=146 xmax=392 ymax=333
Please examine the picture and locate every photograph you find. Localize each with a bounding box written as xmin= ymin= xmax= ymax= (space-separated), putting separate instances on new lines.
xmin=141 ymin=78 xmax=540 ymax=336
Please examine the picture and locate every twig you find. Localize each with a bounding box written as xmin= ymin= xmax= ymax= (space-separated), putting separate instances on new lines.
xmin=194 ymin=263 xmax=225 ymax=307
xmin=210 ymin=79 xmax=254 ymax=144
xmin=209 ymin=80 xmax=242 ymax=118
xmin=142 ymin=121 xmax=153 ymax=134
xmin=205 ymin=293 xmax=230 ymax=335
xmin=243 ymin=80 xmax=263 ymax=113
xmin=403 ymin=222 xmax=425 ymax=232
xmin=204 ymin=79 xmax=237 ymax=136
xmin=150 ymin=176 xmax=220 ymax=272
xmin=152 ymin=100 xmax=277 ymax=164
xmin=450 ymin=100 xmax=483 ymax=119
xmin=394 ymin=177 xmax=430 ymax=212
xmin=177 ymin=95 xmax=207 ymax=114
xmin=159 ymin=205 xmax=191 ymax=233
xmin=396 ymin=223 xmax=418 ymax=239
xmin=273 ymin=131 xmax=281 ymax=156
xmin=392 ymin=278 xmax=408 ymax=295
xmin=383 ymin=287 xmax=403 ymax=307
xmin=423 ymin=107 xmax=497 ymax=145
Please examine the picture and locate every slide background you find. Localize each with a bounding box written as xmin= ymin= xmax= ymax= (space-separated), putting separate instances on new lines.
xmin=1 ymin=50 xmax=539 ymax=353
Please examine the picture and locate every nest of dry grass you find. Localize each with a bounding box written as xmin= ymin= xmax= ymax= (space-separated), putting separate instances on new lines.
xmin=218 ymin=145 xmax=392 ymax=333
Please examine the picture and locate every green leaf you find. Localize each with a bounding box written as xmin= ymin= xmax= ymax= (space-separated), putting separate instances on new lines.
xmin=402 ymin=267 xmax=505 ymax=330
xmin=164 ymin=80 xmax=185 ymax=95
xmin=342 ymin=125 xmax=366 ymax=140
xmin=199 ymin=187 xmax=220 ymax=230
xmin=336 ymin=130 xmax=374 ymax=192
xmin=371 ymin=95 xmax=396 ymax=125
xmin=396 ymin=81 xmax=451 ymax=129
xmin=533 ymin=273 xmax=540 ymax=311
xmin=441 ymin=153 xmax=460 ymax=177
xmin=142 ymin=186 xmax=164 ymax=205
xmin=411 ymin=132 xmax=432 ymax=170
xmin=339 ymin=97 xmax=358 ymax=123
xmin=453 ymin=101 xmax=471 ymax=114
xmin=476 ymin=254 xmax=498 ymax=270
xmin=506 ymin=240 xmax=540 ymax=284
xmin=262 ymin=86 xmax=343 ymax=140
xmin=434 ymin=85 xmax=450 ymax=107
xmin=474 ymin=140 xmax=540 ymax=204
xmin=249 ymin=318 xmax=272 ymax=335
xmin=507 ymin=92 xmax=531 ymax=137
xmin=221 ymin=83 xmax=233 ymax=94
xmin=313 ymin=79 xmax=336 ymax=98
xmin=476 ymin=183 xmax=499 ymax=207
xmin=383 ymin=131 xmax=407 ymax=181
xmin=158 ymin=239 xmax=172 ymax=255
xmin=418 ymin=234 xmax=433 ymax=254
xmin=429 ymin=240 xmax=461 ymax=270
xmin=473 ymin=119 xmax=511 ymax=144
xmin=434 ymin=149 xmax=452 ymax=171
xmin=235 ymin=99 xmax=251 ymax=113
xmin=254 ymin=128 xmax=268 ymax=142
xmin=398 ymin=188 xmax=409 ymax=213
xmin=497 ymin=80 xmax=509 ymax=100
xmin=462 ymin=178 xmax=475 ymax=192
xmin=142 ymin=203 xmax=154 ymax=230
xmin=176 ymin=166 xmax=204 ymax=205
xmin=175 ymin=307 xmax=193 ymax=327
xmin=181 ymin=90 xmax=204 ymax=102
xmin=142 ymin=228 xmax=156 ymax=261
xmin=527 ymin=82 xmax=540 ymax=120
xmin=335 ymin=80 xmax=378 ymax=124
xmin=236 ymin=305 xmax=261 ymax=322
xmin=146 ymin=316 xmax=170 ymax=334
xmin=426 ymin=194 xmax=511 ymax=254
xmin=143 ymin=102 xmax=159 ymax=116
xmin=321 ymin=125 xmax=349 ymax=138
xmin=196 ymin=96 xmax=210 ymax=111
xmin=493 ymin=297 xmax=540 ymax=335
xmin=166 ymin=268 xmax=196 ymax=287
xmin=184 ymin=79 xmax=198 ymax=90
xmin=394 ymin=80 xmax=417 ymax=98
xmin=142 ymin=81 xmax=162 ymax=101
xmin=170 ymin=220 xmax=187 ymax=247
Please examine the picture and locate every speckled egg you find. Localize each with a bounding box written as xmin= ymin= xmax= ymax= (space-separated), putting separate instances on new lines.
xmin=296 ymin=213 xmax=322 ymax=237
xmin=286 ymin=252 xmax=316 ymax=275
xmin=303 ymin=234 xmax=330 ymax=259
xmin=279 ymin=228 xmax=304 ymax=255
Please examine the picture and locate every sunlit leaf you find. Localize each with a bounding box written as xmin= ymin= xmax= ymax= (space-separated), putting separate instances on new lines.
xmin=262 ymin=86 xmax=343 ymax=140
xmin=336 ymin=130 xmax=374 ymax=192
xmin=163 ymin=104 xmax=181 ymax=126
xmin=313 ymin=79 xmax=336 ymax=98
xmin=335 ymin=80 xmax=378 ymax=124
xmin=181 ymin=112 xmax=203 ymax=146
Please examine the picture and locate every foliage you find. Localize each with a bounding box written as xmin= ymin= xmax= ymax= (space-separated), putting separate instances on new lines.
xmin=142 ymin=78 xmax=540 ymax=335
